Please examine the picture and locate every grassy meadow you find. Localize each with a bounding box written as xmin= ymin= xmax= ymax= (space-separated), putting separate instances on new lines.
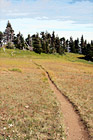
xmin=0 ymin=49 xmax=65 ymax=140
xmin=0 ymin=48 xmax=93 ymax=139
xmin=34 ymin=54 xmax=93 ymax=137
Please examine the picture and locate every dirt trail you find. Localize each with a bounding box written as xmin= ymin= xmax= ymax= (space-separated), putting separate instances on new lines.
xmin=33 ymin=61 xmax=90 ymax=140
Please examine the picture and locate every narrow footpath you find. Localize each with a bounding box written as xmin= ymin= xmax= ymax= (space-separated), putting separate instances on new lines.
xmin=33 ymin=61 xmax=91 ymax=140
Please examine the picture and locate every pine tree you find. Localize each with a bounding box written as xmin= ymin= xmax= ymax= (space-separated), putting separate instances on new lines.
xmin=46 ymin=41 xmax=50 ymax=53
xmin=55 ymin=36 xmax=60 ymax=53
xmin=50 ymin=31 xmax=56 ymax=53
xmin=3 ymin=21 xmax=14 ymax=44
xmin=60 ymin=37 xmax=66 ymax=52
xmin=69 ymin=37 xmax=75 ymax=53
xmin=40 ymin=32 xmax=47 ymax=53
xmin=13 ymin=32 xmax=26 ymax=49
xmin=85 ymin=43 xmax=93 ymax=61
xmin=0 ymin=31 xmax=3 ymax=47
xmin=45 ymin=32 xmax=51 ymax=53
xmin=74 ymin=38 xmax=79 ymax=53
xmin=32 ymin=34 xmax=42 ymax=54
xmin=25 ymin=34 xmax=32 ymax=47
xmin=25 ymin=34 xmax=33 ymax=50
xmin=80 ymin=35 xmax=86 ymax=54
xmin=66 ymin=39 xmax=70 ymax=52
xmin=55 ymin=36 xmax=64 ymax=54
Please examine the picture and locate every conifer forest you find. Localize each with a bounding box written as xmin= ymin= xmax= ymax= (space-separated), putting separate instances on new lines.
xmin=0 ymin=21 xmax=93 ymax=61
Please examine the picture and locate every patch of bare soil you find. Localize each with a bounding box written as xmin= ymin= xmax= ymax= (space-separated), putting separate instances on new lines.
xmin=33 ymin=61 xmax=91 ymax=140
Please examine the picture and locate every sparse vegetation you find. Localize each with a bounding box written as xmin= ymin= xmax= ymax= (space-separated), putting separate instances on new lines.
xmin=8 ymin=68 xmax=22 ymax=73
xmin=0 ymin=49 xmax=93 ymax=138
xmin=35 ymin=54 xmax=93 ymax=138
xmin=0 ymin=51 xmax=66 ymax=140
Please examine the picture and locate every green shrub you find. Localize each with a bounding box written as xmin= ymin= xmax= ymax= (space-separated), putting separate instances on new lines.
xmin=6 ymin=42 xmax=14 ymax=49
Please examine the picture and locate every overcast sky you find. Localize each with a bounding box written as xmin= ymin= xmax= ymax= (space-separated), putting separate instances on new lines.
xmin=0 ymin=0 xmax=93 ymax=42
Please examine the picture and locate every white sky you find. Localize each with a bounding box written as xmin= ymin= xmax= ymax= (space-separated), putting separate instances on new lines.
xmin=0 ymin=0 xmax=93 ymax=42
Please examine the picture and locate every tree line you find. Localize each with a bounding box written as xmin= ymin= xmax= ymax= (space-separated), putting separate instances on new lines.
xmin=0 ymin=21 xmax=93 ymax=61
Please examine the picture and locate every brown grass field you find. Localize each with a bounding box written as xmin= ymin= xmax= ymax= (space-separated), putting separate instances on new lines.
xmin=0 ymin=49 xmax=93 ymax=139
xmin=35 ymin=57 xmax=93 ymax=138
xmin=0 ymin=57 xmax=65 ymax=140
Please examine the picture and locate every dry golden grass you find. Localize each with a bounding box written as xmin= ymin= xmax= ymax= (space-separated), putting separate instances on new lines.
xmin=0 ymin=49 xmax=93 ymax=138
xmin=35 ymin=59 xmax=93 ymax=137
xmin=0 ymin=59 xmax=65 ymax=140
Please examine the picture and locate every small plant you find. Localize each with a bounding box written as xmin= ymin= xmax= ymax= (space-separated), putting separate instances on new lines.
xmin=6 ymin=42 xmax=14 ymax=49
xmin=9 ymin=68 xmax=22 ymax=73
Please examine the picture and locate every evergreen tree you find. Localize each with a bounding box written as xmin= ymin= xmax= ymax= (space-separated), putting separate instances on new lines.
xmin=91 ymin=40 xmax=93 ymax=46
xmin=13 ymin=32 xmax=26 ymax=49
xmin=0 ymin=31 xmax=3 ymax=47
xmin=32 ymin=34 xmax=42 ymax=54
xmin=55 ymin=36 xmax=64 ymax=54
xmin=85 ymin=43 xmax=93 ymax=61
xmin=66 ymin=39 xmax=70 ymax=52
xmin=60 ymin=37 xmax=66 ymax=52
xmin=3 ymin=21 xmax=14 ymax=44
xmin=25 ymin=34 xmax=32 ymax=50
xmin=50 ymin=31 xmax=56 ymax=53
xmin=45 ymin=41 xmax=50 ymax=53
xmin=46 ymin=32 xmax=51 ymax=44
xmin=69 ymin=37 xmax=75 ymax=53
xmin=55 ymin=36 xmax=60 ymax=53
xmin=74 ymin=38 xmax=79 ymax=53
xmin=45 ymin=32 xmax=51 ymax=53
xmin=40 ymin=32 xmax=47 ymax=53
xmin=25 ymin=34 xmax=32 ymax=47
xmin=80 ymin=35 xmax=86 ymax=54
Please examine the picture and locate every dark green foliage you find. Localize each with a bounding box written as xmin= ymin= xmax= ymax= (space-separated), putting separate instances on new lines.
xmin=4 ymin=21 xmax=14 ymax=44
xmin=0 ymin=31 xmax=3 ymax=41
xmin=32 ymin=34 xmax=42 ymax=54
xmin=74 ymin=38 xmax=80 ymax=53
xmin=0 ymin=31 xmax=3 ymax=47
xmin=80 ymin=35 xmax=86 ymax=55
xmin=65 ymin=39 xmax=69 ymax=52
xmin=55 ymin=37 xmax=60 ymax=53
xmin=7 ymin=20 xmax=12 ymax=28
xmin=13 ymin=32 xmax=26 ymax=50
xmin=85 ymin=43 xmax=93 ymax=61
xmin=42 ymin=40 xmax=47 ymax=53
xmin=40 ymin=32 xmax=47 ymax=53
xmin=55 ymin=37 xmax=64 ymax=54
xmin=6 ymin=42 xmax=14 ymax=49
xmin=46 ymin=41 xmax=50 ymax=53
xmin=60 ymin=37 xmax=66 ymax=53
xmin=69 ymin=37 xmax=75 ymax=53
xmin=69 ymin=37 xmax=80 ymax=53
xmin=50 ymin=31 xmax=56 ymax=53
xmin=25 ymin=34 xmax=32 ymax=47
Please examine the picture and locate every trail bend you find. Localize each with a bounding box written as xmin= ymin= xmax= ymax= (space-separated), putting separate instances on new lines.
xmin=33 ymin=61 xmax=90 ymax=140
